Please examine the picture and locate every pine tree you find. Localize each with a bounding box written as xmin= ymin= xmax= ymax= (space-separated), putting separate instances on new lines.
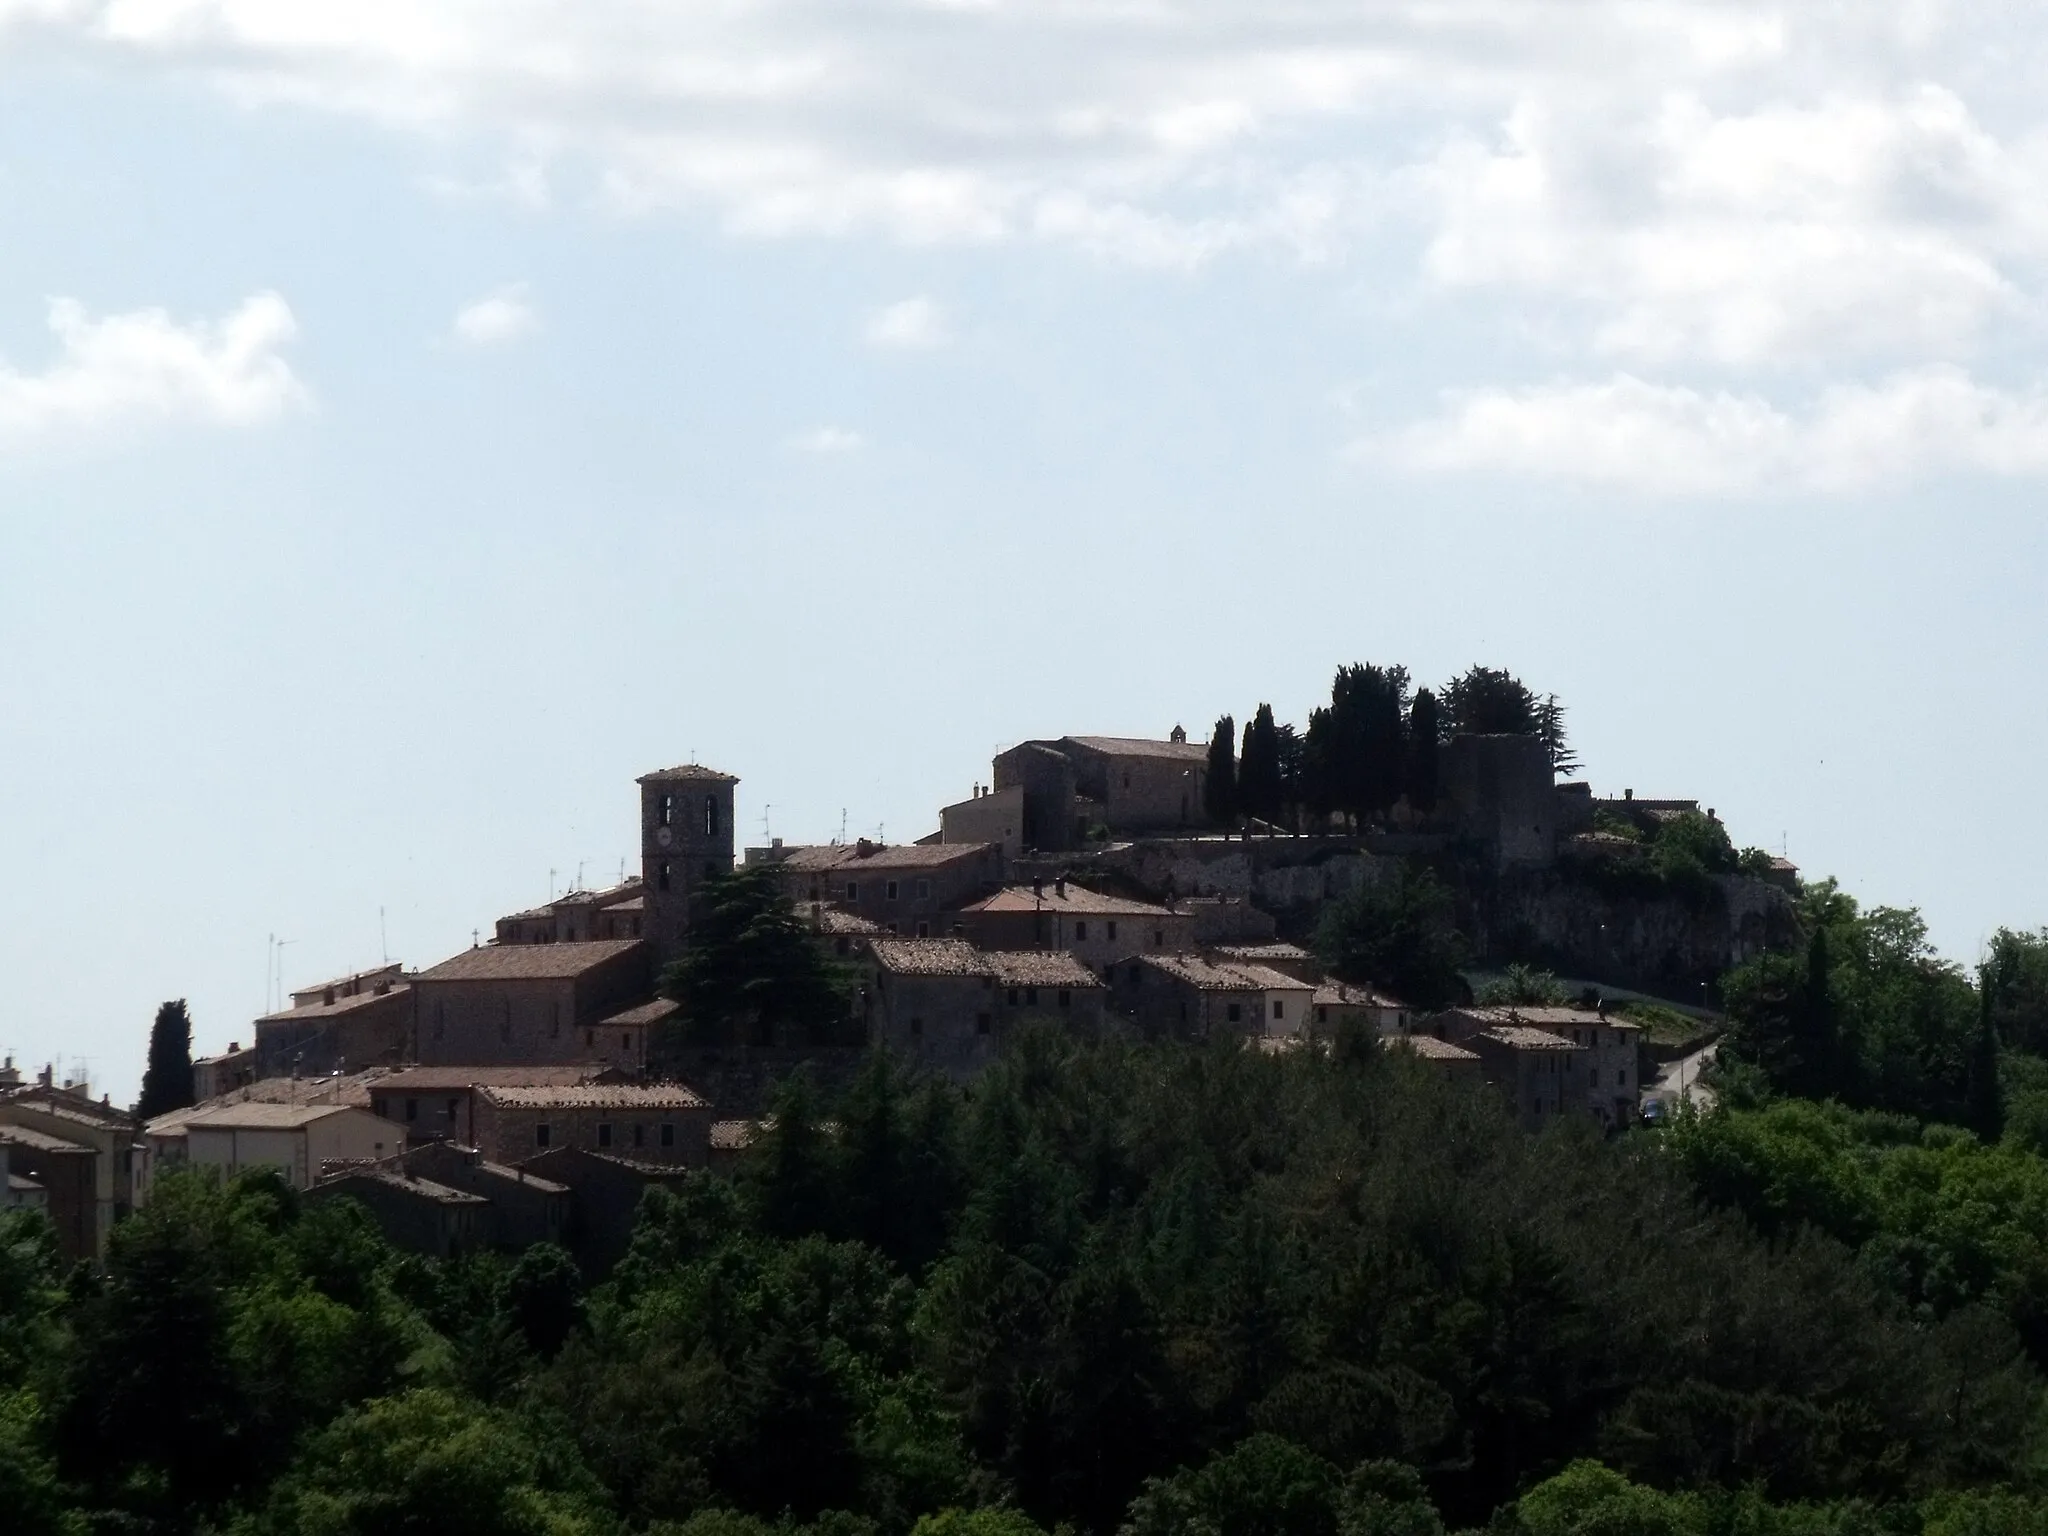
xmin=1969 ymin=951 xmax=2010 ymax=1141
xmin=136 ymin=999 xmax=195 ymax=1120
xmin=1407 ymin=688 xmax=1441 ymax=813
xmin=1204 ymin=716 xmax=1238 ymax=830
xmin=1788 ymin=927 xmax=1840 ymax=1099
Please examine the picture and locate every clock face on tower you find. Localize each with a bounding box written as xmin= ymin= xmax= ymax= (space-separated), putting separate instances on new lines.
xmin=655 ymin=826 xmax=674 ymax=848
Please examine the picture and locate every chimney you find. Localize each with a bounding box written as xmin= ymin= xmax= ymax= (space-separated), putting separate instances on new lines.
xmin=1624 ymin=788 xmax=1633 ymax=801
xmin=1032 ymin=878 xmax=1043 ymax=898
xmin=772 ymin=836 xmax=783 ymax=850
xmin=1055 ymin=876 xmax=1066 ymax=899
xmin=857 ymin=838 xmax=875 ymax=858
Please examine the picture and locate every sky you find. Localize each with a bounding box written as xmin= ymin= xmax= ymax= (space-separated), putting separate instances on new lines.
xmin=4 ymin=1 xmax=2048 ymax=1101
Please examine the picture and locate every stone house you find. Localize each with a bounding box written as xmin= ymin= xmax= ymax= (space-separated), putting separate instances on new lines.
xmin=363 ymin=1063 xmax=623 ymax=1148
xmin=191 ymin=1043 xmax=259 ymax=1101
xmin=1387 ymin=1034 xmax=1483 ymax=1079
xmin=524 ymin=1146 xmax=694 ymax=1274
xmin=762 ymin=840 xmax=1005 ymax=936
xmin=1311 ymin=983 xmax=1415 ymax=1038
xmin=307 ymin=1168 xmax=490 ymax=1259
xmin=495 ymin=877 xmax=646 ymax=945
xmin=952 ymin=880 xmax=1194 ymax=974
xmin=254 ymin=964 xmax=413 ymax=1079
xmin=410 ymin=939 xmax=653 ymax=1069
xmin=1213 ymin=942 xmax=1319 ymax=983
xmin=1441 ymin=734 xmax=1558 ymax=869
xmin=474 ymin=1082 xmax=715 ymax=1166
xmin=867 ymin=939 xmax=1106 ymax=1077
xmin=0 ymin=1089 xmax=142 ymax=1259
xmin=937 ymin=783 xmax=1025 ymax=858
xmin=1109 ymin=954 xmax=1314 ymax=1043
xmin=992 ymin=731 xmax=1211 ymax=851
xmin=0 ymin=1124 xmax=98 ymax=1261
xmin=177 ymin=1101 xmax=397 ymax=1188
xmin=1435 ymin=1005 xmax=1642 ymax=1128
xmin=402 ymin=1140 xmax=573 ymax=1250
xmin=1461 ymin=1027 xmax=1587 ymax=1130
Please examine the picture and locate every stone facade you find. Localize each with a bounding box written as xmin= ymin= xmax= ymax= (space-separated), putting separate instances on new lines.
xmin=1459 ymin=1027 xmax=1587 ymax=1130
xmin=992 ymin=733 xmax=1210 ymax=851
xmin=254 ymin=973 xmax=412 ymax=1079
xmin=763 ymin=840 xmax=1005 ymax=936
xmin=952 ymin=880 xmax=1194 ymax=974
xmin=411 ymin=940 xmax=652 ymax=1069
xmin=938 ymin=784 xmax=1025 ymax=859
xmin=496 ymin=879 xmax=646 ymax=945
xmin=1438 ymin=1006 xmax=1642 ymax=1127
xmin=867 ymin=940 xmax=1106 ymax=1078
xmin=473 ymin=1082 xmax=715 ymax=1166
xmin=1110 ymin=954 xmax=1314 ymax=1043
xmin=1442 ymin=733 xmax=1558 ymax=869
xmin=639 ymin=764 xmax=739 ymax=966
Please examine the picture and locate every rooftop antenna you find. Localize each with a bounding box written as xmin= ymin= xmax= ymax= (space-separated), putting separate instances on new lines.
xmin=273 ymin=938 xmax=296 ymax=1013
xmin=839 ymin=808 xmax=847 ymax=845
xmin=575 ymin=859 xmax=586 ymax=891
xmin=761 ymin=805 xmax=773 ymax=842
xmin=548 ymin=867 xmax=558 ymax=900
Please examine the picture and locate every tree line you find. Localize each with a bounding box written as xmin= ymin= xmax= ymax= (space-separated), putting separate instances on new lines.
xmin=1203 ymin=664 xmax=1575 ymax=834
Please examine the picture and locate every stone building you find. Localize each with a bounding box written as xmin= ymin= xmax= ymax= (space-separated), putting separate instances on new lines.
xmin=1438 ymin=1005 xmax=1642 ymax=1127
xmin=0 ymin=1124 xmax=97 ymax=1260
xmin=496 ymin=877 xmax=647 ymax=945
xmin=867 ymin=939 xmax=1106 ymax=1077
xmin=524 ymin=1146 xmax=693 ymax=1274
xmin=952 ymin=880 xmax=1194 ymax=974
xmin=192 ymin=1042 xmax=259 ymax=1100
xmin=992 ymin=731 xmax=1211 ymax=851
xmin=937 ymin=783 xmax=1025 ymax=858
xmin=1109 ymin=954 xmax=1313 ymax=1043
xmin=176 ymin=1101 xmax=397 ymax=1188
xmin=1441 ymin=733 xmax=1557 ymax=869
xmin=1460 ymin=1027 xmax=1587 ymax=1130
xmin=307 ymin=1168 xmax=491 ymax=1258
xmin=253 ymin=964 xmax=413 ymax=1079
xmin=0 ymin=1087 xmax=141 ymax=1260
xmin=472 ymin=1081 xmax=715 ymax=1166
xmin=1387 ymin=1033 xmax=1483 ymax=1079
xmin=362 ymin=1063 xmax=624 ymax=1148
xmin=639 ymin=763 xmax=739 ymax=964
xmin=762 ymin=840 xmax=1005 ymax=936
xmin=1311 ymin=983 xmax=1414 ymax=1038
xmin=410 ymin=940 xmax=653 ymax=1069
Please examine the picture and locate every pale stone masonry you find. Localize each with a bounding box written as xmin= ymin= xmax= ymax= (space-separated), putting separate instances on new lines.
xmin=867 ymin=939 xmax=1106 ymax=1078
xmin=472 ymin=1081 xmax=715 ymax=1166
xmin=1109 ymin=954 xmax=1314 ymax=1043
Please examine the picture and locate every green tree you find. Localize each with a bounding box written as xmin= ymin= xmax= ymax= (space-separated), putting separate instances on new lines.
xmin=1122 ymin=1435 xmax=1342 ymax=1536
xmin=1302 ymin=708 xmax=1338 ymax=830
xmin=1205 ymin=717 xmax=1238 ymax=829
xmin=660 ymin=864 xmax=853 ymax=1050
xmin=1984 ymin=928 xmax=2048 ymax=1056
xmin=1239 ymin=706 xmax=1284 ymax=830
xmin=136 ymin=998 xmax=195 ymax=1120
xmin=1330 ymin=665 xmax=1409 ymax=826
xmin=1313 ymin=864 xmax=1468 ymax=1010
xmin=1406 ymin=690 xmax=1440 ymax=813
xmin=1439 ymin=665 xmax=1539 ymax=738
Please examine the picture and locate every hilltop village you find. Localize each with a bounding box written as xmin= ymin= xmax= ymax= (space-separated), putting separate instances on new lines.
xmin=0 ymin=720 xmax=1796 ymax=1269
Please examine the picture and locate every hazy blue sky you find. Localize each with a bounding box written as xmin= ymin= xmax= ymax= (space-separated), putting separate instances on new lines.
xmin=4 ymin=2 xmax=2047 ymax=1100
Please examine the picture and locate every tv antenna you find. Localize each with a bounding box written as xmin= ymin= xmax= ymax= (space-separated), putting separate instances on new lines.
xmin=838 ymin=808 xmax=847 ymax=845
xmin=760 ymin=805 xmax=773 ymax=842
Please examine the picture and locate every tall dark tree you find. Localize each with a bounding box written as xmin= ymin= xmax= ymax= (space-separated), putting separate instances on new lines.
xmin=1302 ymin=708 xmax=1338 ymax=831
xmin=1204 ymin=716 xmax=1238 ymax=830
xmin=1438 ymin=666 xmax=1540 ymax=738
xmin=658 ymin=864 xmax=852 ymax=1052
xmin=1536 ymin=693 xmax=1579 ymax=777
xmin=1970 ymin=949 xmax=2011 ymax=1141
xmin=1329 ymin=665 xmax=1409 ymax=827
xmin=1273 ymin=723 xmax=1304 ymax=831
xmin=1786 ymin=926 xmax=1841 ymax=1100
xmin=136 ymin=999 xmax=194 ymax=1120
xmin=1407 ymin=689 xmax=1441 ymax=813
xmin=1239 ymin=705 xmax=1284 ymax=829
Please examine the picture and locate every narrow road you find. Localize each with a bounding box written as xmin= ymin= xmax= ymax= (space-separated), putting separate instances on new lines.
xmin=1645 ymin=1041 xmax=1717 ymax=1117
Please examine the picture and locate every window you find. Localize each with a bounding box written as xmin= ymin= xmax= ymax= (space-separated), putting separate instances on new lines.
xmin=434 ymin=1000 xmax=445 ymax=1040
xmin=658 ymin=862 xmax=672 ymax=892
xmin=1618 ymin=1068 xmax=1627 ymax=1086
xmin=1316 ymin=1006 xmax=1328 ymax=1025
xmin=551 ymin=1003 xmax=561 ymax=1039
xmin=1074 ymin=921 xmax=1088 ymax=940
xmin=916 ymin=921 xmax=931 ymax=938
xmin=886 ymin=879 xmax=900 ymax=900
xmin=1007 ymin=987 xmax=1019 ymax=1005
xmin=1153 ymin=930 xmax=1164 ymax=946
xmin=1106 ymin=921 xmax=1118 ymax=942
xmin=916 ymin=879 xmax=931 ymax=899
xmin=910 ymin=1016 xmax=924 ymax=1038
xmin=660 ymin=1123 xmax=675 ymax=1148
xmin=405 ymin=1098 xmax=418 ymax=1122
xmin=536 ymin=1124 xmax=551 ymax=1148
xmin=705 ymin=795 xmax=719 ymax=836
xmin=446 ymin=1098 xmax=460 ymax=1121
xmin=622 ymin=1032 xmax=632 ymax=1051
xmin=1226 ymin=1003 xmax=1242 ymax=1023
xmin=1057 ymin=989 xmax=1071 ymax=1008
xmin=1025 ymin=987 xmax=1039 ymax=1006
xmin=835 ymin=935 xmax=851 ymax=955
xmin=633 ymin=1123 xmax=645 ymax=1148
xmin=1122 ymin=772 xmax=1131 ymax=788
xmin=886 ymin=922 xmax=899 ymax=934
xmin=500 ymin=1000 xmax=512 ymax=1043
xmin=1589 ymin=1069 xmax=1600 ymax=1087
xmin=976 ymin=1012 xmax=992 ymax=1036
xmin=373 ymin=1096 xmax=388 ymax=1117
xmin=597 ymin=1123 xmax=613 ymax=1148
xmin=586 ymin=1029 xmax=595 ymax=1047
xmin=1129 ymin=964 xmax=1143 ymax=984
xmin=845 ymin=880 xmax=859 ymax=900
xmin=660 ymin=792 xmax=675 ymax=826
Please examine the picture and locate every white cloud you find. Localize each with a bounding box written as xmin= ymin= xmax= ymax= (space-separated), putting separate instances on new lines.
xmin=0 ymin=291 xmax=305 ymax=449
xmin=788 ymin=425 xmax=864 ymax=453
xmin=864 ymin=296 xmax=949 ymax=350
xmin=450 ymin=282 xmax=538 ymax=346
xmin=1382 ymin=368 xmax=2048 ymax=495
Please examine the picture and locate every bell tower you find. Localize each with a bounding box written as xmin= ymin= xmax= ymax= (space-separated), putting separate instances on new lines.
xmin=637 ymin=763 xmax=739 ymax=965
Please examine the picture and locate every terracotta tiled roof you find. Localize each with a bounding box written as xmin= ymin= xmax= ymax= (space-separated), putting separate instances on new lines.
xmin=321 ymin=1168 xmax=488 ymax=1205
xmin=258 ymin=984 xmax=411 ymax=1025
xmin=1474 ymin=1027 xmax=1585 ymax=1051
xmin=956 ymin=884 xmax=1174 ymax=918
xmin=1395 ymin=1035 xmax=1480 ymax=1061
xmin=477 ymin=1083 xmax=710 ymax=1110
xmin=371 ymin=1065 xmax=617 ymax=1093
xmin=415 ymin=939 xmax=644 ymax=982
xmin=1064 ymin=735 xmax=1210 ymax=762
xmin=0 ymin=1124 xmax=93 ymax=1154
xmin=778 ymin=842 xmax=996 ymax=874
xmin=710 ymin=1119 xmax=761 ymax=1151
xmin=802 ymin=906 xmax=884 ymax=935
xmin=986 ymin=951 xmax=1103 ymax=988
xmin=1136 ymin=955 xmax=1309 ymax=992
xmin=602 ymin=896 xmax=645 ymax=912
xmin=871 ymin=939 xmax=989 ymax=976
xmin=182 ymin=1101 xmax=370 ymax=1130
xmin=288 ymin=964 xmax=408 ymax=1003
xmin=1455 ymin=1006 xmax=1637 ymax=1032
xmin=603 ymin=998 xmax=681 ymax=1028
xmin=2 ymin=1095 xmax=134 ymax=1132
xmin=638 ymin=763 xmax=739 ymax=783
xmin=1314 ymin=983 xmax=1407 ymax=1009
xmin=1216 ymin=942 xmax=1311 ymax=962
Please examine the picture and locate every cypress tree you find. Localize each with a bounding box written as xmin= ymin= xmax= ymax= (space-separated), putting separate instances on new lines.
xmin=1408 ymin=688 xmax=1441 ymax=812
xmin=1239 ymin=705 xmax=1283 ymax=829
xmin=1789 ymin=928 xmax=1839 ymax=1099
xmin=1204 ymin=716 xmax=1238 ymax=830
xmin=136 ymin=999 xmax=195 ymax=1120
xmin=1302 ymin=708 xmax=1337 ymax=832
xmin=1969 ymin=953 xmax=2009 ymax=1141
